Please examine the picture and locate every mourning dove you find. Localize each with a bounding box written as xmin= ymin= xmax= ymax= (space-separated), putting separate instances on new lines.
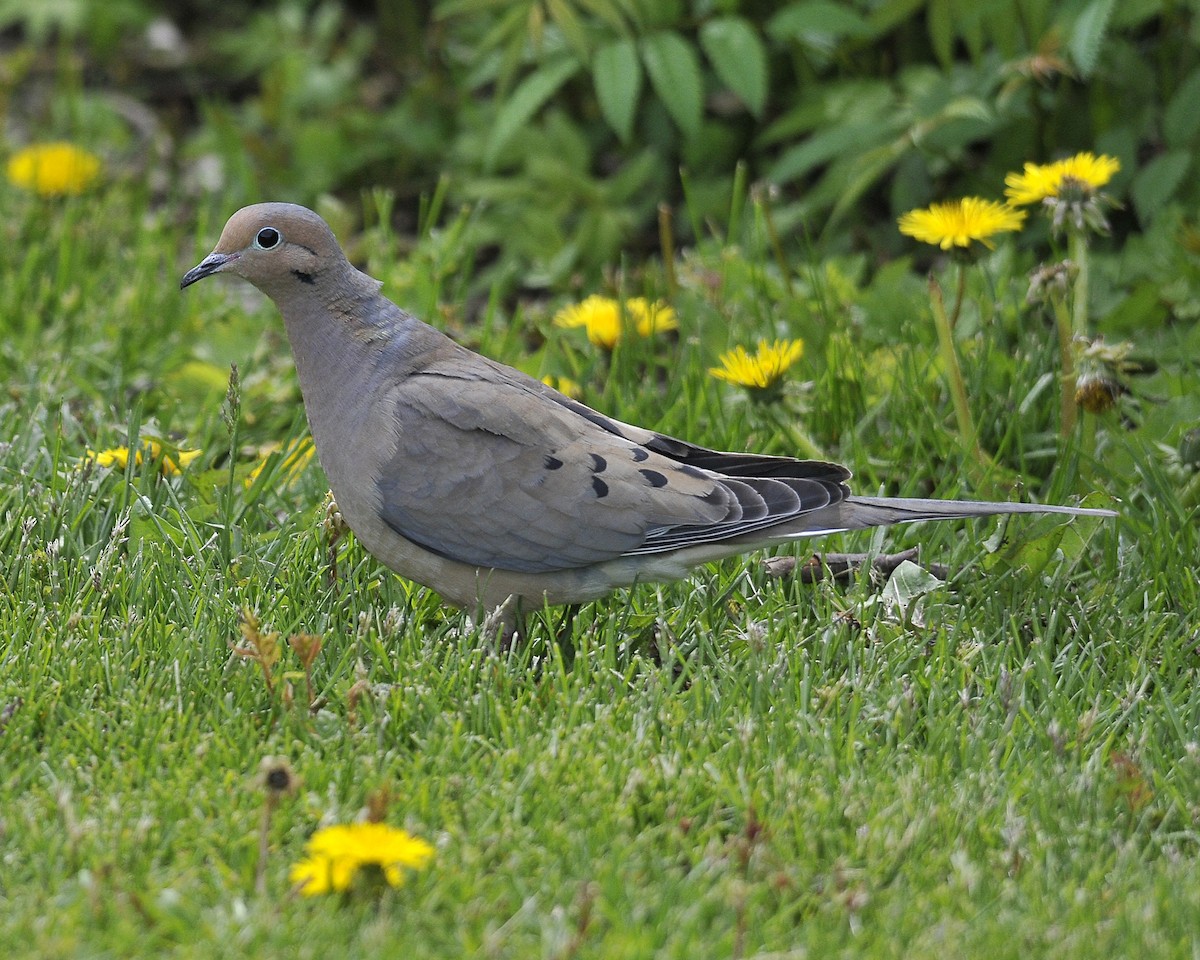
xmin=182 ymin=203 xmax=1114 ymax=616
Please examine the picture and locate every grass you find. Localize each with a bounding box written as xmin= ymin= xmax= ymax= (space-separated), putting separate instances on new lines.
xmin=1 ymin=185 xmax=1198 ymax=959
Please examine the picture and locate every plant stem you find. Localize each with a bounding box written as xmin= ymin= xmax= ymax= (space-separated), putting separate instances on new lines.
xmin=221 ymin=363 xmax=242 ymax=565
xmin=727 ymin=160 xmax=748 ymax=243
xmin=658 ymin=202 xmax=677 ymax=298
xmin=1068 ymin=228 xmax=1096 ymax=457
xmin=929 ymin=274 xmax=984 ymax=469
xmin=763 ymin=404 xmax=827 ymax=460
xmin=753 ymin=185 xmax=794 ymax=294
xmin=1052 ymin=293 xmax=1077 ymax=437
xmin=949 ymin=261 xmax=967 ymax=330
xmin=257 ymin=793 xmax=276 ymax=896
xmin=1068 ymin=228 xmax=1090 ymax=337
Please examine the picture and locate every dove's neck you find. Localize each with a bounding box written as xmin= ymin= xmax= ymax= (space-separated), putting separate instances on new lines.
xmin=273 ymin=265 xmax=430 ymax=468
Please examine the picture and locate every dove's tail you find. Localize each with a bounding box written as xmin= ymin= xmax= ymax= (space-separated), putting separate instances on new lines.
xmin=784 ymin=495 xmax=1117 ymax=538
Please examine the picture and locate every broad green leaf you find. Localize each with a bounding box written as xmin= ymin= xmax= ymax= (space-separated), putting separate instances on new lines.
xmin=981 ymin=0 xmax=1022 ymax=56
xmin=758 ymin=77 xmax=892 ymax=146
xmin=593 ymin=37 xmax=641 ymax=142
xmin=1069 ymin=0 xmax=1116 ymax=76
xmin=636 ymin=0 xmax=685 ymax=28
xmin=1163 ymin=67 xmax=1200 ymax=147
xmin=953 ymin=0 xmax=985 ymax=61
xmin=881 ymin=560 xmax=944 ymax=619
xmin=546 ymin=0 xmax=590 ymax=61
xmin=1131 ymin=150 xmax=1190 ymax=222
xmin=607 ymin=147 xmax=659 ymax=198
xmin=484 ymin=57 xmax=581 ymax=168
xmin=826 ymin=143 xmax=904 ymax=228
xmin=639 ymin=30 xmax=703 ymax=140
xmin=758 ymin=98 xmax=839 ymax=146
xmin=767 ymin=1 xmax=873 ymax=42
xmin=769 ymin=121 xmax=883 ymax=184
xmin=981 ymin=494 xmax=1113 ymax=578
xmin=699 ymin=17 xmax=768 ymax=117
xmin=1103 ymin=282 xmax=1169 ymax=333
xmin=435 ymin=0 xmax=516 ymax=15
xmin=928 ymin=0 xmax=954 ymax=68
xmin=867 ymin=0 xmax=927 ymax=34
xmin=572 ymin=0 xmax=627 ymax=32
xmin=1053 ymin=493 xmax=1119 ymax=566
xmin=983 ymin=517 xmax=1066 ymax=578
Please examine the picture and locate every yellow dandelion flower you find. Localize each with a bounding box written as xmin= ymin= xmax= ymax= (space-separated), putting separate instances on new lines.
xmin=554 ymin=296 xmax=621 ymax=349
xmin=553 ymin=295 xmax=677 ymax=349
xmin=87 ymin=447 xmax=135 ymax=471
xmin=244 ymin=438 xmax=315 ymax=488
xmin=1005 ymin=152 xmax=1120 ymax=206
xmin=86 ymin=440 xmax=201 ymax=476
xmin=168 ymin=448 xmax=204 ymax=473
xmin=289 ymin=822 xmax=435 ymax=897
xmin=624 ymin=297 xmax=678 ymax=337
xmin=541 ymin=375 xmax=583 ymax=399
xmin=897 ymin=198 xmax=1026 ymax=250
xmin=7 ymin=142 xmax=102 ymax=197
xmin=709 ymin=339 xmax=804 ymax=391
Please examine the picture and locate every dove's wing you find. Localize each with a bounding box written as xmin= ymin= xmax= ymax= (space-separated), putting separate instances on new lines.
xmin=374 ymin=352 xmax=851 ymax=573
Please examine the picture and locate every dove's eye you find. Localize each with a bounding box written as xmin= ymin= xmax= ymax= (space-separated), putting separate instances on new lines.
xmin=254 ymin=227 xmax=281 ymax=250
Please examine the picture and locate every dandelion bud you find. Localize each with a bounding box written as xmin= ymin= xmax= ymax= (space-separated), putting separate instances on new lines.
xmin=1074 ymin=371 xmax=1122 ymax=414
xmin=258 ymin=756 xmax=299 ymax=797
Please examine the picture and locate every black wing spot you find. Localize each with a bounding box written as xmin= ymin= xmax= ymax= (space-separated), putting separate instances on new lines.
xmin=544 ymin=455 xmax=564 ymax=470
xmin=631 ymin=448 xmax=649 ymax=462
xmin=679 ymin=464 xmax=707 ymax=479
xmin=590 ymin=453 xmax=607 ymax=473
xmin=291 ymin=269 xmax=316 ymax=285
xmin=640 ymin=469 xmax=668 ymax=488
xmin=592 ymin=476 xmax=609 ymax=498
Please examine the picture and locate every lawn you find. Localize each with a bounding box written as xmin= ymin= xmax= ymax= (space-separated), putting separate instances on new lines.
xmin=1 ymin=173 xmax=1198 ymax=960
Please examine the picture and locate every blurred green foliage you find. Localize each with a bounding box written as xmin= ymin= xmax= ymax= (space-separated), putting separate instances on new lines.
xmin=5 ymin=0 xmax=1200 ymax=290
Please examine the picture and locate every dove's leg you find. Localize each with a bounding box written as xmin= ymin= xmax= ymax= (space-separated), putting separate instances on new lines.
xmin=551 ymin=603 xmax=582 ymax=665
xmin=479 ymin=594 xmax=524 ymax=649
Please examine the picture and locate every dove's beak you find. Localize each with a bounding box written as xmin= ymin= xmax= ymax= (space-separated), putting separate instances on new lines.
xmin=180 ymin=251 xmax=239 ymax=289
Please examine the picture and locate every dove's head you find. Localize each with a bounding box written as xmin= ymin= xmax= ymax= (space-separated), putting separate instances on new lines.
xmin=181 ymin=203 xmax=347 ymax=298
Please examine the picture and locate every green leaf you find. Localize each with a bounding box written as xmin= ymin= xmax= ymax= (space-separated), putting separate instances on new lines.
xmin=1053 ymin=493 xmax=1119 ymax=566
xmin=1163 ymin=67 xmax=1200 ymax=147
xmin=768 ymin=121 xmax=883 ymax=184
xmin=699 ymin=16 xmax=768 ymax=117
xmin=981 ymin=495 xmax=1113 ymax=578
xmin=1103 ymin=281 xmax=1169 ymax=333
xmin=928 ymin=0 xmax=954 ymax=68
xmin=881 ymin=560 xmax=944 ymax=620
xmin=767 ymin=1 xmax=873 ymax=42
xmin=1000 ymin=526 xmax=1066 ymax=579
xmin=1069 ymin=0 xmax=1116 ymax=77
xmin=572 ymin=0 xmax=627 ymax=32
xmin=953 ymin=0 xmax=985 ymax=61
xmin=867 ymin=0 xmax=928 ymax=34
xmin=484 ymin=57 xmax=581 ymax=168
xmin=593 ymin=38 xmax=642 ymax=142
xmin=546 ymin=0 xmax=590 ymax=61
xmin=983 ymin=517 xmax=1064 ymax=578
xmin=981 ymin=0 xmax=1022 ymax=56
xmin=639 ymin=30 xmax=703 ymax=140
xmin=826 ymin=143 xmax=904 ymax=228
xmin=1131 ymin=150 xmax=1190 ymax=222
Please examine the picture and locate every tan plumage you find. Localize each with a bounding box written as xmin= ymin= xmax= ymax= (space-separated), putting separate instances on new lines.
xmin=182 ymin=203 xmax=1115 ymax=614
